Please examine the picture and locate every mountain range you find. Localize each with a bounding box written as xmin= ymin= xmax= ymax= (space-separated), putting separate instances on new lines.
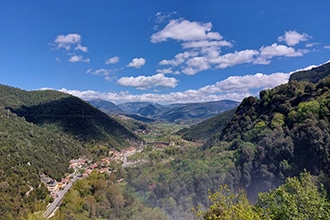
xmin=1 ymin=61 xmax=330 ymax=219
xmin=88 ymin=99 xmax=239 ymax=124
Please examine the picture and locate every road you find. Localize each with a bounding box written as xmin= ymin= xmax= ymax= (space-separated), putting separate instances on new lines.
xmin=42 ymin=174 xmax=79 ymax=219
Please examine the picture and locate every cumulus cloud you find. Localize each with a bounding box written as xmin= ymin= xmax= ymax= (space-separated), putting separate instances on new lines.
xmin=212 ymin=49 xmax=259 ymax=68
xmin=117 ymin=73 xmax=178 ymax=90
xmin=54 ymin=33 xmax=83 ymax=50
xmin=156 ymin=68 xmax=180 ymax=75
xmin=59 ymin=69 xmax=291 ymax=104
xmin=159 ymin=51 xmax=198 ymax=66
xmin=61 ymin=62 xmax=321 ymax=105
xmin=52 ymin=33 xmax=89 ymax=64
xmin=182 ymin=40 xmax=232 ymax=49
xmin=86 ymin=68 xmax=110 ymax=76
xmin=68 ymin=55 xmax=90 ymax=63
xmin=105 ymin=56 xmax=120 ymax=64
xmin=152 ymin=19 xmax=313 ymax=75
xmin=278 ymin=30 xmax=310 ymax=46
xmin=75 ymin=44 xmax=88 ymax=52
xmin=127 ymin=58 xmax=146 ymax=68
xmin=151 ymin=19 xmax=222 ymax=43
xmin=199 ymin=72 xmax=290 ymax=94
xmin=254 ymin=43 xmax=307 ymax=64
xmin=260 ymin=43 xmax=305 ymax=57
xmin=109 ymin=61 xmax=326 ymax=102
xmin=183 ymin=57 xmax=210 ymax=75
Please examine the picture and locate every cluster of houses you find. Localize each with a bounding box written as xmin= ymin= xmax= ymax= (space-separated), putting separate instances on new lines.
xmin=40 ymin=146 xmax=139 ymax=199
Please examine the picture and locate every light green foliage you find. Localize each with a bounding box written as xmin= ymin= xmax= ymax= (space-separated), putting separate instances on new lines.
xmin=297 ymin=100 xmax=320 ymax=121
xmin=257 ymin=171 xmax=330 ymax=220
xmin=194 ymin=185 xmax=263 ymax=220
xmin=270 ymin=113 xmax=285 ymax=128
xmin=195 ymin=172 xmax=330 ymax=220
xmin=53 ymin=171 xmax=167 ymax=220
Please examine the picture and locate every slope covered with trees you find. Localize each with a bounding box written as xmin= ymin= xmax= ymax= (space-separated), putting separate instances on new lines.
xmin=195 ymin=171 xmax=330 ymax=220
xmin=179 ymin=109 xmax=236 ymax=142
xmin=125 ymin=62 xmax=330 ymax=218
xmin=0 ymin=84 xmax=139 ymax=219
xmin=203 ymin=62 xmax=330 ymax=200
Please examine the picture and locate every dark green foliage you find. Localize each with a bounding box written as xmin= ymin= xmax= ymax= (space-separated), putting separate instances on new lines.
xmin=0 ymin=107 xmax=83 ymax=219
xmin=126 ymin=145 xmax=236 ymax=219
xmin=204 ymin=70 xmax=330 ymax=200
xmin=137 ymin=104 xmax=162 ymax=117
xmin=126 ymin=63 xmax=330 ymax=217
xmin=0 ymin=84 xmax=139 ymax=218
xmin=87 ymin=98 xmax=124 ymax=114
xmin=289 ymin=61 xmax=330 ymax=83
xmin=180 ymin=109 xmax=236 ymax=142
xmin=8 ymin=94 xmax=138 ymax=146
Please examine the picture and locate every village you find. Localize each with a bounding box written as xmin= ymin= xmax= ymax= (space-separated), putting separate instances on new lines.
xmin=40 ymin=146 xmax=141 ymax=200
xmin=40 ymin=135 xmax=180 ymax=218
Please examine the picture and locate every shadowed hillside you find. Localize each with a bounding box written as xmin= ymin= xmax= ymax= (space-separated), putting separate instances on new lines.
xmin=0 ymin=84 xmax=139 ymax=219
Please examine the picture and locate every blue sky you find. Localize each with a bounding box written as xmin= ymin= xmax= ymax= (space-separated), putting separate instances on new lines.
xmin=1 ymin=0 xmax=329 ymax=104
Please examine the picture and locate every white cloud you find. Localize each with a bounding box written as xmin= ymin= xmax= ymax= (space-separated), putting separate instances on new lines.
xmin=127 ymin=58 xmax=146 ymax=68
xmin=156 ymin=68 xmax=180 ymax=75
xmin=117 ymin=73 xmax=178 ymax=90
xmin=75 ymin=44 xmax=88 ymax=52
xmin=154 ymin=11 xmax=177 ymax=24
xmin=151 ymin=19 xmax=222 ymax=43
xmin=57 ymin=62 xmax=323 ymax=104
xmin=183 ymin=57 xmax=210 ymax=75
xmin=255 ymin=43 xmax=307 ymax=64
xmin=159 ymin=51 xmax=198 ymax=66
xmin=105 ymin=56 xmax=120 ymax=64
xmin=212 ymin=49 xmax=259 ymax=69
xmin=59 ymin=71 xmax=290 ymax=104
xmin=86 ymin=68 xmax=110 ymax=76
xmin=152 ymin=19 xmax=313 ymax=75
xmin=305 ymin=42 xmax=319 ymax=48
xmin=60 ymin=73 xmax=290 ymax=104
xmin=54 ymin=33 xmax=82 ymax=50
xmin=182 ymin=40 xmax=232 ymax=49
xmin=68 ymin=55 xmax=90 ymax=63
xmin=324 ymin=45 xmax=330 ymax=49
xmin=200 ymin=72 xmax=290 ymax=93
xmin=260 ymin=43 xmax=305 ymax=57
xmin=278 ymin=30 xmax=310 ymax=46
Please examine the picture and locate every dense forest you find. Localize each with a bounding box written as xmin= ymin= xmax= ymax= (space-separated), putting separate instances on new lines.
xmin=0 ymin=85 xmax=139 ymax=219
xmin=123 ymin=62 xmax=330 ymax=218
xmin=1 ymin=61 xmax=330 ymax=219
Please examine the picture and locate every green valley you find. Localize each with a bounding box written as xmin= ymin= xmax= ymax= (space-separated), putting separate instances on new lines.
xmin=2 ymin=61 xmax=330 ymax=219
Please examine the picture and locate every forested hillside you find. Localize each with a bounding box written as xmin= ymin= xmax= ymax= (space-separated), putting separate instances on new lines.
xmin=204 ymin=62 xmax=330 ymax=200
xmin=179 ymin=109 xmax=236 ymax=142
xmin=289 ymin=61 xmax=330 ymax=83
xmin=124 ymin=62 xmax=330 ymax=219
xmin=0 ymin=85 xmax=138 ymax=146
xmin=0 ymin=85 xmax=139 ymax=219
xmin=2 ymin=62 xmax=330 ymax=219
